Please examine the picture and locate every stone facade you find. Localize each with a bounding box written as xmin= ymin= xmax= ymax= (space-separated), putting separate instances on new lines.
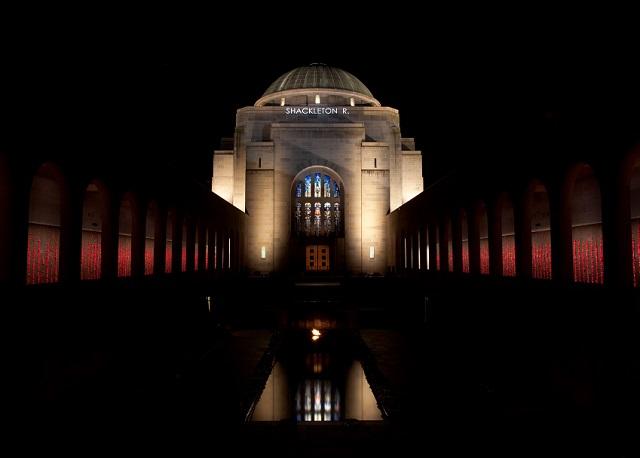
xmin=212 ymin=66 xmax=423 ymax=274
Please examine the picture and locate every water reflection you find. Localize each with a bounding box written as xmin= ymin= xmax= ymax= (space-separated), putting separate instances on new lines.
xmin=295 ymin=379 xmax=341 ymax=421
xmin=249 ymin=330 xmax=382 ymax=423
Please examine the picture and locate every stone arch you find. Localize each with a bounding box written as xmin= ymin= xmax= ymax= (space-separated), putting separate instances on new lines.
xmin=624 ymin=146 xmax=640 ymax=286
xmin=165 ymin=207 xmax=176 ymax=273
xmin=527 ymin=179 xmax=552 ymax=279
xmin=80 ymin=180 xmax=108 ymax=280
xmin=567 ymin=163 xmax=604 ymax=284
xmin=477 ymin=201 xmax=490 ymax=275
xmin=144 ymin=200 xmax=158 ymax=275
xmin=26 ymin=162 xmax=68 ymax=284
xmin=496 ymin=193 xmax=516 ymax=277
xmin=459 ymin=208 xmax=470 ymax=273
xmin=291 ymin=166 xmax=345 ymax=238
xmin=117 ymin=192 xmax=138 ymax=278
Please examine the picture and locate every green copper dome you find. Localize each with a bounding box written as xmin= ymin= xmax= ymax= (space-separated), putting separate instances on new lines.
xmin=262 ymin=63 xmax=374 ymax=99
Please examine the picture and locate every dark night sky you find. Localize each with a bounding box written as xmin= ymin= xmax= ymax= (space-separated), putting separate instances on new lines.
xmin=2 ymin=23 xmax=638 ymax=186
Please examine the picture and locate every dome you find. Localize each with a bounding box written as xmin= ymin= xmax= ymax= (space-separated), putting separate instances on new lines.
xmin=255 ymin=63 xmax=380 ymax=107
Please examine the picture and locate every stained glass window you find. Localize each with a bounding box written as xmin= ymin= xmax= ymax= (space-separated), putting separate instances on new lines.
xmin=323 ymin=175 xmax=331 ymax=197
xmin=294 ymin=170 xmax=343 ymax=237
xmin=304 ymin=176 xmax=312 ymax=197
xmin=304 ymin=203 xmax=312 ymax=233
xmin=314 ymin=173 xmax=321 ymax=198
xmin=314 ymin=202 xmax=322 ymax=236
xmin=323 ymin=203 xmax=332 ymax=234
xmin=295 ymin=202 xmax=302 ymax=231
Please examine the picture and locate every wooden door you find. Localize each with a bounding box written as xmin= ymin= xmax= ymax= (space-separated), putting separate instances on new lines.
xmin=306 ymin=245 xmax=330 ymax=271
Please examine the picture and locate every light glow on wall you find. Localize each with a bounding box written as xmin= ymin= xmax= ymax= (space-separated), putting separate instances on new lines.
xmin=315 ymin=94 xmax=320 ymax=104
xmin=27 ymin=224 xmax=60 ymax=284
xmin=261 ymin=246 xmax=266 ymax=259
xmin=369 ymin=245 xmax=375 ymax=259
xmin=571 ymin=165 xmax=603 ymax=284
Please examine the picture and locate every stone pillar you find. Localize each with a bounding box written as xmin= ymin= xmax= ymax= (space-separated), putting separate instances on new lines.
xmin=172 ymin=211 xmax=183 ymax=274
xmin=440 ymin=217 xmax=450 ymax=273
xmin=62 ymin=181 xmax=84 ymax=283
xmin=550 ymin=176 xmax=573 ymax=284
xmin=0 ymin=154 xmax=11 ymax=283
xmin=488 ymin=198 xmax=502 ymax=276
xmin=207 ymin=223 xmax=216 ymax=273
xmin=515 ymin=185 xmax=532 ymax=279
xmin=428 ymin=222 xmax=438 ymax=272
xmin=452 ymin=210 xmax=462 ymax=273
xmin=468 ymin=204 xmax=481 ymax=275
xmin=602 ymin=157 xmax=631 ymax=287
xmin=197 ymin=221 xmax=206 ymax=272
xmin=131 ymin=196 xmax=145 ymax=278
xmin=5 ymin=159 xmax=30 ymax=285
xmin=154 ymin=203 xmax=167 ymax=276
xmin=101 ymin=187 xmax=118 ymax=280
xmin=186 ymin=216 xmax=195 ymax=273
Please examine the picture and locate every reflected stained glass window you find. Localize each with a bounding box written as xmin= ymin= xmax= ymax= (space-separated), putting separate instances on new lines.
xmin=333 ymin=181 xmax=340 ymax=198
xmin=323 ymin=175 xmax=331 ymax=197
xmin=295 ymin=379 xmax=341 ymax=422
xmin=314 ymin=202 xmax=321 ymax=236
xmin=304 ymin=176 xmax=312 ymax=198
xmin=296 ymin=182 xmax=302 ymax=198
xmin=334 ymin=203 xmax=341 ymax=232
xmin=314 ymin=173 xmax=321 ymax=198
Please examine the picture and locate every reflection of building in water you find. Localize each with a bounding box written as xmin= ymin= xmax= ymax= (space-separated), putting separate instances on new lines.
xmin=297 ymin=352 xmax=341 ymax=421
xmin=295 ymin=379 xmax=341 ymax=422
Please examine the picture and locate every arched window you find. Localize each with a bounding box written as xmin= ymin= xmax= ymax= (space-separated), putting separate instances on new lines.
xmin=631 ymin=160 xmax=640 ymax=286
xmin=117 ymin=196 xmax=133 ymax=277
xmin=27 ymin=164 xmax=62 ymax=284
xmin=81 ymin=182 xmax=103 ymax=280
xmin=530 ymin=181 xmax=552 ymax=279
xmin=501 ymin=196 xmax=516 ymax=277
xmin=165 ymin=209 xmax=174 ymax=273
xmin=460 ymin=210 xmax=470 ymax=273
xmin=570 ymin=164 xmax=604 ymax=284
xmin=479 ymin=202 xmax=489 ymax=275
xmin=292 ymin=169 xmax=343 ymax=237
xmin=144 ymin=202 xmax=157 ymax=275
